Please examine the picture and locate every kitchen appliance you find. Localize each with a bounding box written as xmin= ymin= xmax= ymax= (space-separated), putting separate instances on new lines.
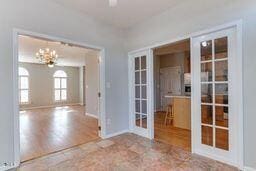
xmin=184 ymin=73 xmax=191 ymax=96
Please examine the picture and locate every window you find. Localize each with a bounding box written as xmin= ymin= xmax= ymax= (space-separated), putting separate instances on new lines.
xmin=54 ymin=70 xmax=67 ymax=101
xmin=19 ymin=67 xmax=29 ymax=104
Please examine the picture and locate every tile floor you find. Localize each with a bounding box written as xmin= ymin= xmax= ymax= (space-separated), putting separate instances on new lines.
xmin=17 ymin=133 xmax=238 ymax=171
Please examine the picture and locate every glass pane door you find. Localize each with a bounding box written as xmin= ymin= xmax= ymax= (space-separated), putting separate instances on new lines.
xmin=192 ymin=27 xmax=241 ymax=167
xmin=134 ymin=56 xmax=148 ymax=129
xmin=200 ymin=37 xmax=229 ymax=151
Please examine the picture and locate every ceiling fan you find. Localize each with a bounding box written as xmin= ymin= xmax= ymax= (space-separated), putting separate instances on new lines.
xmin=109 ymin=0 xmax=117 ymax=7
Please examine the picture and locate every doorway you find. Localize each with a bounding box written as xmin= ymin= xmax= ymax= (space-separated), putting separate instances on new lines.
xmin=128 ymin=22 xmax=243 ymax=168
xmin=13 ymin=29 xmax=106 ymax=164
xmin=153 ymin=39 xmax=191 ymax=151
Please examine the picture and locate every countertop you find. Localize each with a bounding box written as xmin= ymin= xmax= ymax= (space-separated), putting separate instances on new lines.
xmin=164 ymin=95 xmax=191 ymax=99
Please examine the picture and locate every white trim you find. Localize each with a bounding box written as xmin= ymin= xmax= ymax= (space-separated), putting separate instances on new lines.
xmin=128 ymin=20 xmax=243 ymax=170
xmin=86 ymin=113 xmax=98 ymax=119
xmin=0 ymin=163 xmax=18 ymax=171
xmin=20 ymin=103 xmax=81 ymax=110
xmin=244 ymin=166 xmax=256 ymax=171
xmin=12 ymin=28 xmax=106 ymax=167
xmin=103 ymin=129 xmax=130 ymax=139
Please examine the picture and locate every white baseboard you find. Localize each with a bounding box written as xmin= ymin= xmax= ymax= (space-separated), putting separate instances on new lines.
xmin=244 ymin=166 xmax=256 ymax=171
xmin=20 ymin=103 xmax=81 ymax=110
xmin=86 ymin=113 xmax=98 ymax=119
xmin=0 ymin=162 xmax=18 ymax=171
xmin=103 ymin=129 xmax=130 ymax=139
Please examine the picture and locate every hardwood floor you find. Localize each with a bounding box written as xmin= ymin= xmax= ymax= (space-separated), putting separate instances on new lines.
xmin=20 ymin=105 xmax=99 ymax=162
xmin=154 ymin=112 xmax=191 ymax=151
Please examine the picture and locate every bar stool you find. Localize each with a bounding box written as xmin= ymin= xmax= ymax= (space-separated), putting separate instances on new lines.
xmin=165 ymin=103 xmax=174 ymax=125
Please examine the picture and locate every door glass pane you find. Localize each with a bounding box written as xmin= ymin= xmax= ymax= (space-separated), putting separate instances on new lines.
xmin=141 ymin=100 xmax=147 ymax=114
xmin=201 ymin=105 xmax=213 ymax=125
xmin=201 ymin=40 xmax=212 ymax=61
xmin=201 ymin=62 xmax=212 ymax=82
xmin=216 ymin=128 xmax=229 ymax=151
xmin=201 ymin=84 xmax=213 ymax=103
xmin=135 ymin=86 xmax=140 ymax=98
xmin=215 ymin=106 xmax=228 ymax=128
xmin=55 ymin=90 xmax=60 ymax=101
xmin=135 ymin=57 xmax=140 ymax=70
xmin=61 ymin=90 xmax=67 ymax=100
xmin=215 ymin=83 xmax=228 ymax=104
xmin=20 ymin=90 xmax=28 ymax=103
xmin=135 ymin=72 xmax=140 ymax=84
xmin=141 ymin=71 xmax=147 ymax=84
xmin=215 ymin=60 xmax=228 ymax=81
xmin=141 ymin=56 xmax=146 ymax=70
xmin=61 ymin=78 xmax=67 ymax=89
xmin=142 ymin=115 xmax=147 ymax=129
xmin=20 ymin=77 xmax=28 ymax=89
xmin=135 ymin=100 xmax=140 ymax=113
xmin=136 ymin=114 xmax=141 ymax=127
xmin=141 ymin=86 xmax=147 ymax=99
xmin=215 ymin=37 xmax=228 ymax=59
xmin=55 ymin=78 xmax=60 ymax=88
xmin=202 ymin=126 xmax=213 ymax=146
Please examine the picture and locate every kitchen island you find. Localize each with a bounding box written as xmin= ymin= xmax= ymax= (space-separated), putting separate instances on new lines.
xmin=164 ymin=95 xmax=191 ymax=130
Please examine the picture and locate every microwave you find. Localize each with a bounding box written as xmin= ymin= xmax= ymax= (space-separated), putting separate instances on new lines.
xmin=185 ymin=84 xmax=191 ymax=95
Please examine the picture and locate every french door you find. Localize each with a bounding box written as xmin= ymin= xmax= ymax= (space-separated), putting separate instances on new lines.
xmin=129 ymin=50 xmax=153 ymax=139
xmin=192 ymin=27 xmax=241 ymax=167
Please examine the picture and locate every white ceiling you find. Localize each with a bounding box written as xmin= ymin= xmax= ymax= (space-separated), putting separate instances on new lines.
xmin=51 ymin=0 xmax=185 ymax=29
xmin=19 ymin=35 xmax=99 ymax=67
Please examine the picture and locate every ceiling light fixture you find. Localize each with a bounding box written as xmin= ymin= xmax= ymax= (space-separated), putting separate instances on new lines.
xmin=36 ymin=47 xmax=58 ymax=68
xmin=201 ymin=41 xmax=208 ymax=47
xmin=109 ymin=0 xmax=117 ymax=7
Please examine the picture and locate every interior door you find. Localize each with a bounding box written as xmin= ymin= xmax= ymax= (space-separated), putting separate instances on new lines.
xmin=129 ymin=50 xmax=153 ymax=139
xmin=160 ymin=67 xmax=182 ymax=110
xmin=192 ymin=27 xmax=240 ymax=166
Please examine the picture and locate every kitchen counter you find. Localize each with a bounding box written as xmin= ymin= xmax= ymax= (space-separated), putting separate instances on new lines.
xmin=164 ymin=95 xmax=191 ymax=130
xmin=164 ymin=95 xmax=191 ymax=99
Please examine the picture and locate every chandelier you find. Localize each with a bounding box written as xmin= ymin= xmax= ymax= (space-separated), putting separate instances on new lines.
xmin=36 ymin=48 xmax=58 ymax=68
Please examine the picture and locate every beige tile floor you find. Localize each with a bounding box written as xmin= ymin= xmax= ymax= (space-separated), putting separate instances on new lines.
xmin=17 ymin=133 xmax=238 ymax=171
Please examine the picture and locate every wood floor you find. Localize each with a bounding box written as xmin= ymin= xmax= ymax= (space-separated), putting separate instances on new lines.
xmin=20 ymin=105 xmax=99 ymax=162
xmin=154 ymin=112 xmax=191 ymax=151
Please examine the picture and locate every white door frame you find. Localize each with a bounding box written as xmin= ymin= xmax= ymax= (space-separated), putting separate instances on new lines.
xmin=128 ymin=20 xmax=243 ymax=169
xmin=12 ymin=28 xmax=106 ymax=167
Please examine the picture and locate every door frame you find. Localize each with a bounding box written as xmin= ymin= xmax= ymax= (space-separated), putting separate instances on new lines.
xmin=128 ymin=20 xmax=243 ymax=169
xmin=12 ymin=28 xmax=106 ymax=167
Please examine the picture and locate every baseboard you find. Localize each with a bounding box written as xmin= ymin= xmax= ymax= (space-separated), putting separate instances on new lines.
xmin=103 ymin=129 xmax=130 ymax=139
xmin=0 ymin=162 xmax=18 ymax=171
xmin=86 ymin=113 xmax=98 ymax=119
xmin=20 ymin=103 xmax=81 ymax=110
xmin=244 ymin=166 xmax=256 ymax=171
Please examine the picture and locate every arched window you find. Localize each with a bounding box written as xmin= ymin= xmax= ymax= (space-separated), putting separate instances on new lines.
xmin=19 ymin=67 xmax=29 ymax=104
xmin=54 ymin=70 xmax=67 ymax=101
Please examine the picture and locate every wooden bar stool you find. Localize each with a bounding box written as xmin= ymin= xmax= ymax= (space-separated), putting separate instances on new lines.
xmin=165 ymin=104 xmax=174 ymax=125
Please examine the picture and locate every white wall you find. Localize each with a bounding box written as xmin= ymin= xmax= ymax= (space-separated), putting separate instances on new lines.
xmin=19 ymin=62 xmax=80 ymax=109
xmin=85 ymin=54 xmax=100 ymax=118
xmin=0 ymin=0 xmax=128 ymax=164
xmin=125 ymin=0 xmax=256 ymax=169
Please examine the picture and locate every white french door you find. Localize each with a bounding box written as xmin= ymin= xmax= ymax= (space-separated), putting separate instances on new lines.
xmin=192 ymin=27 xmax=241 ymax=167
xmin=129 ymin=49 xmax=153 ymax=139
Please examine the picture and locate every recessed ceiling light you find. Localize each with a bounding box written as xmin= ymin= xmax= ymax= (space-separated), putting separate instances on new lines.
xmin=109 ymin=0 xmax=117 ymax=7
